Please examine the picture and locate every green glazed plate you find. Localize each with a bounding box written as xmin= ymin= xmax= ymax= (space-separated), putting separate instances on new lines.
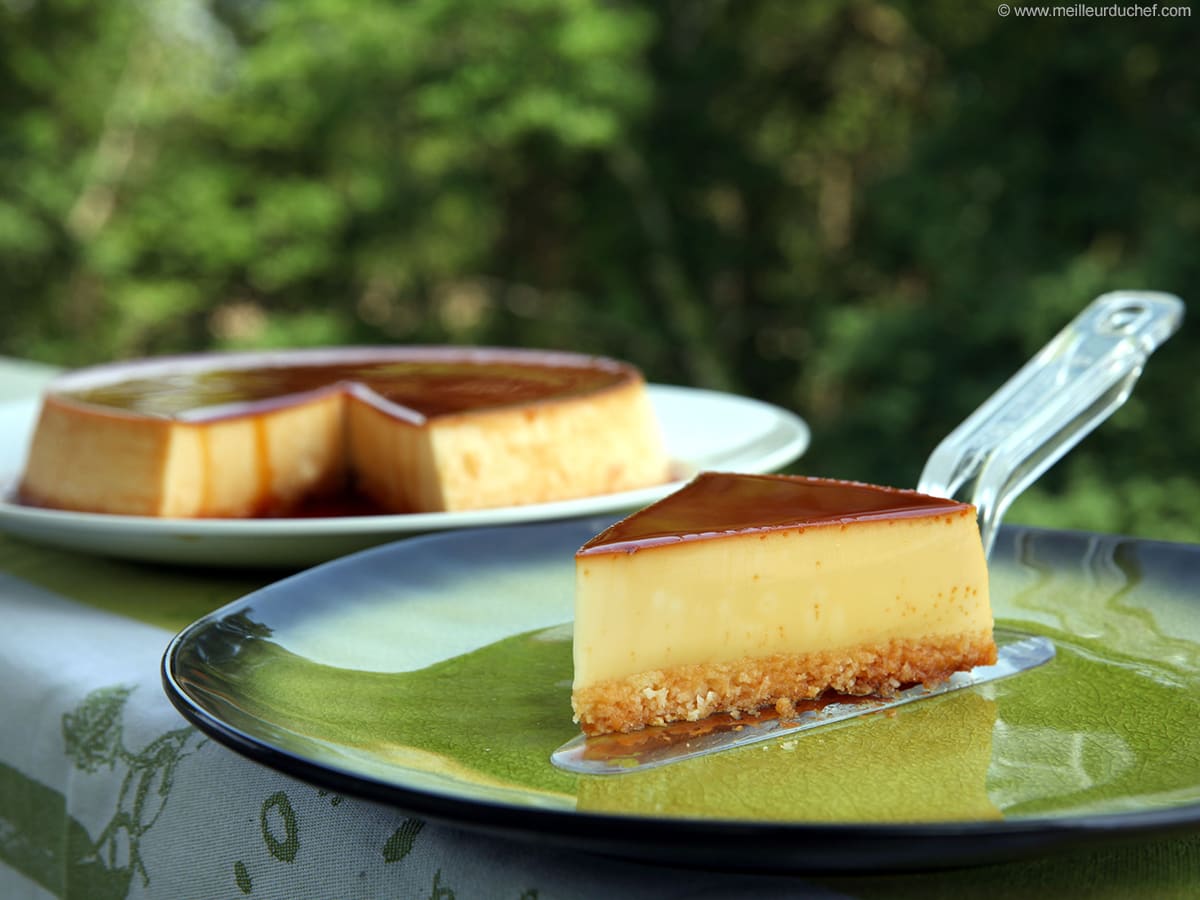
xmin=162 ymin=518 xmax=1200 ymax=873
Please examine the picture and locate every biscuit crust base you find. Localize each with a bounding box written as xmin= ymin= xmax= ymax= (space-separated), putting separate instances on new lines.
xmin=571 ymin=630 xmax=998 ymax=736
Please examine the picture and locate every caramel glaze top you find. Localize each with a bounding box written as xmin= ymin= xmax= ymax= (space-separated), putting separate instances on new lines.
xmin=52 ymin=347 xmax=634 ymax=422
xmin=578 ymin=471 xmax=974 ymax=556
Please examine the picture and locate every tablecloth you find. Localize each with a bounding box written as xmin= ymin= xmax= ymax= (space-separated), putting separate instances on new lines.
xmin=2 ymin=356 xmax=1198 ymax=899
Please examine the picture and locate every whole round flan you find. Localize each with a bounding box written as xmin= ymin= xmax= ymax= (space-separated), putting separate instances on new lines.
xmin=18 ymin=346 xmax=669 ymax=518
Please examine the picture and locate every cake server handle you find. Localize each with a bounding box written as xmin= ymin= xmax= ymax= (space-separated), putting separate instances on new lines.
xmin=917 ymin=290 xmax=1184 ymax=559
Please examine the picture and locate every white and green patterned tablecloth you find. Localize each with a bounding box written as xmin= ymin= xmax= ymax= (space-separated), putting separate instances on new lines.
xmin=2 ymin=357 xmax=1199 ymax=900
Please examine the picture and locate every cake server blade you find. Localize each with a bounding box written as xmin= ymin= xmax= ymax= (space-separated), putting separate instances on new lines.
xmin=551 ymin=630 xmax=1053 ymax=775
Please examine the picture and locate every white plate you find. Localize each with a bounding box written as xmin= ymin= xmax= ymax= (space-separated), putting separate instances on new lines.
xmin=0 ymin=385 xmax=809 ymax=567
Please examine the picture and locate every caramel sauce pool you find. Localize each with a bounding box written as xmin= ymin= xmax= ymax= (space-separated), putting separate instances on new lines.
xmin=67 ymin=357 xmax=628 ymax=419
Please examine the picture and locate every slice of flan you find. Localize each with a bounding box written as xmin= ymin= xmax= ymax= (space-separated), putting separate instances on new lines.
xmin=18 ymin=347 xmax=668 ymax=517
xmin=571 ymin=471 xmax=996 ymax=736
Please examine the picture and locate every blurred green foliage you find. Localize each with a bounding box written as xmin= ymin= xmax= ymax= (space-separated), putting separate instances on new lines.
xmin=2 ymin=0 xmax=1197 ymax=541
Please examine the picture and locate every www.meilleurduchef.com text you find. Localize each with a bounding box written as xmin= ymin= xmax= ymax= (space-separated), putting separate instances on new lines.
xmin=997 ymin=3 xmax=1192 ymax=15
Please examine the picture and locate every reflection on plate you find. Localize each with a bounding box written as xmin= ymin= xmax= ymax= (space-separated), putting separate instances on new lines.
xmin=163 ymin=518 xmax=1200 ymax=873
xmin=0 ymin=385 xmax=808 ymax=566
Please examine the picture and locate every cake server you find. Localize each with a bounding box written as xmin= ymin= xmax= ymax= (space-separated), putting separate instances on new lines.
xmin=553 ymin=290 xmax=1184 ymax=774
